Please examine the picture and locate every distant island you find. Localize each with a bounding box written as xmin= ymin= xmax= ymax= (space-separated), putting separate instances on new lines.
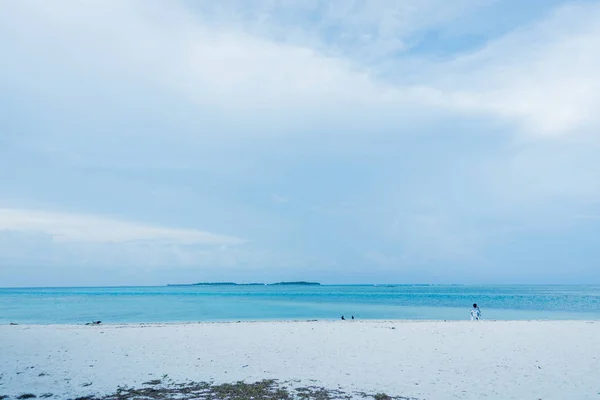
xmin=167 ymin=281 xmax=320 ymax=287
xmin=193 ymin=282 xmax=265 ymax=286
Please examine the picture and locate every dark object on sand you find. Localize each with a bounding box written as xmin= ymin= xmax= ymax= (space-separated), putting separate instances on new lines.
xmin=10 ymin=322 xmax=18 ymax=325
xmin=341 ymin=315 xmax=345 ymax=320
xmin=72 ymin=378 xmax=407 ymax=400
xmin=85 ymin=321 xmax=102 ymax=326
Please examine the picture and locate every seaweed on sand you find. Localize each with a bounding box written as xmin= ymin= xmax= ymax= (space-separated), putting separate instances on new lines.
xmin=67 ymin=379 xmax=420 ymax=400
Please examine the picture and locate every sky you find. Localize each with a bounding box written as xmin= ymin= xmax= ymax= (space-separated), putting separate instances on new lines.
xmin=1 ymin=0 xmax=600 ymax=287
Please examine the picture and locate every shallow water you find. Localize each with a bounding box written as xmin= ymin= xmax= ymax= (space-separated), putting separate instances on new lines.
xmin=1 ymin=284 xmax=599 ymax=324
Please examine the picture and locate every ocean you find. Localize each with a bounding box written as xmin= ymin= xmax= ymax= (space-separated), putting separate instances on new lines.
xmin=1 ymin=285 xmax=600 ymax=324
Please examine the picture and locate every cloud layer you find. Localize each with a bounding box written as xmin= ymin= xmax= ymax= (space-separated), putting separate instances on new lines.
xmin=0 ymin=209 xmax=243 ymax=245
xmin=1 ymin=0 xmax=600 ymax=286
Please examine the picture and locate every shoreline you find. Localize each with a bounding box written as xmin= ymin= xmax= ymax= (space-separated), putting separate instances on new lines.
xmin=2 ymin=320 xmax=599 ymax=399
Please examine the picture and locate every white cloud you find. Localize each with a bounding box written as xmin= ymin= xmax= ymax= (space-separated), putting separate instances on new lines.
xmin=0 ymin=0 xmax=415 ymax=138
xmin=427 ymin=2 xmax=600 ymax=136
xmin=0 ymin=208 xmax=244 ymax=245
xmin=3 ymin=0 xmax=599 ymax=142
xmin=188 ymin=0 xmax=494 ymax=60
xmin=2 ymin=0 xmax=600 ymax=285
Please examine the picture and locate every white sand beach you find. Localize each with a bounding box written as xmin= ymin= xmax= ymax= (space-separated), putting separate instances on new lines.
xmin=1 ymin=320 xmax=599 ymax=399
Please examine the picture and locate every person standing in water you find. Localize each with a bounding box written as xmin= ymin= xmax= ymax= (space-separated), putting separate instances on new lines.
xmin=470 ymin=303 xmax=481 ymax=321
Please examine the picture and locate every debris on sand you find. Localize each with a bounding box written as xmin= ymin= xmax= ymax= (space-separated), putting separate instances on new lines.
xmin=62 ymin=379 xmax=419 ymax=400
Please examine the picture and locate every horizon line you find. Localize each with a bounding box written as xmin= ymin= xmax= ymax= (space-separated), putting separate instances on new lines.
xmin=2 ymin=283 xmax=600 ymax=290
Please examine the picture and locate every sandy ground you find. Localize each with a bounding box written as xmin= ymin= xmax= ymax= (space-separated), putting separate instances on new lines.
xmin=1 ymin=320 xmax=599 ymax=399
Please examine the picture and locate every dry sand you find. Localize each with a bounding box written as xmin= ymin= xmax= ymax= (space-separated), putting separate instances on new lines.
xmin=1 ymin=320 xmax=599 ymax=399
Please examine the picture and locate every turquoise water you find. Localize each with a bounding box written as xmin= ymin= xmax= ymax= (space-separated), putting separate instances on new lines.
xmin=1 ymin=285 xmax=600 ymax=324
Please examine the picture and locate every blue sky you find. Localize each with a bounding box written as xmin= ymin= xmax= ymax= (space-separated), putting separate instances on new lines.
xmin=1 ymin=0 xmax=600 ymax=286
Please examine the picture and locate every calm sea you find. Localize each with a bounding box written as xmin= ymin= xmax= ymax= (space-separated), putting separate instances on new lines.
xmin=1 ymin=285 xmax=600 ymax=324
